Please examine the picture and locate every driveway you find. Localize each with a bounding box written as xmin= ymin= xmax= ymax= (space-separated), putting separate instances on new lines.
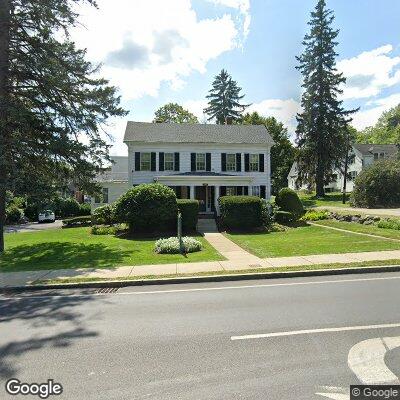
xmin=5 ymin=220 xmax=63 ymax=233
xmin=2 ymin=272 xmax=400 ymax=399
xmin=316 ymin=205 xmax=400 ymax=217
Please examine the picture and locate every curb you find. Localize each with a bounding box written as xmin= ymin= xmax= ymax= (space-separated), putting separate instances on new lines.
xmin=2 ymin=264 xmax=400 ymax=292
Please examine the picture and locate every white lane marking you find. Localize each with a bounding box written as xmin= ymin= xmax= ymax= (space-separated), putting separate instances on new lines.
xmin=348 ymin=336 xmax=400 ymax=384
xmin=231 ymin=323 xmax=400 ymax=341
xmin=2 ymin=274 xmax=400 ymax=300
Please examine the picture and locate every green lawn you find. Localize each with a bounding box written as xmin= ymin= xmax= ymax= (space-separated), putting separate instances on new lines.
xmin=0 ymin=228 xmax=224 ymax=272
xmin=226 ymin=223 xmax=400 ymax=258
xmin=298 ymin=192 xmax=350 ymax=208
xmin=314 ymin=220 xmax=400 ymax=240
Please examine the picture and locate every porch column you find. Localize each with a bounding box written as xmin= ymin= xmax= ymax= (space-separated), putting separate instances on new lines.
xmin=190 ymin=185 xmax=195 ymax=200
xmin=214 ymin=185 xmax=220 ymax=215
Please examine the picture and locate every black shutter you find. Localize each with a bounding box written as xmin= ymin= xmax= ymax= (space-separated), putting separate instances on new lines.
xmin=206 ymin=153 xmax=211 ymax=172
xmin=244 ymin=153 xmax=250 ymax=172
xmin=191 ymin=153 xmax=196 ymax=171
xmin=259 ymin=154 xmax=265 ymax=172
xmin=135 ymin=152 xmax=141 ymax=171
xmin=176 ymin=186 xmax=182 ymax=198
xmin=260 ymin=185 xmax=266 ymax=199
xmin=220 ymin=186 xmax=226 ymax=196
xmin=237 ymin=186 xmax=243 ymax=195
xmin=174 ymin=152 xmax=180 ymax=171
xmin=151 ymin=152 xmax=156 ymax=171
xmin=221 ymin=153 xmax=227 ymax=172
xmin=243 ymin=186 xmax=249 ymax=195
xmin=187 ymin=186 xmax=191 ymax=199
xmin=236 ymin=153 xmax=241 ymax=171
xmin=159 ymin=152 xmax=164 ymax=172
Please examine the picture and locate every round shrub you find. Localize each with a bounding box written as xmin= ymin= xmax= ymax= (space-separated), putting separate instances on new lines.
xmin=177 ymin=199 xmax=199 ymax=232
xmin=5 ymin=206 xmax=24 ymax=224
xmin=155 ymin=236 xmax=202 ymax=254
xmin=92 ymin=204 xmax=115 ymax=225
xmin=351 ymin=160 xmax=400 ymax=208
xmin=114 ymin=184 xmax=178 ymax=233
xmin=53 ymin=197 xmax=81 ymax=218
xmin=219 ymin=196 xmax=263 ymax=230
xmin=275 ymin=188 xmax=304 ymax=219
xmin=78 ymin=203 xmax=91 ymax=216
xmin=274 ymin=210 xmax=295 ymax=224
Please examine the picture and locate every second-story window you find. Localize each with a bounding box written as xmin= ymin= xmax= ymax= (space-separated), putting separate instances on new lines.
xmin=249 ymin=154 xmax=259 ymax=171
xmin=164 ymin=153 xmax=174 ymax=171
xmin=196 ymin=153 xmax=206 ymax=171
xmin=140 ymin=152 xmax=151 ymax=171
xmin=226 ymin=154 xmax=236 ymax=172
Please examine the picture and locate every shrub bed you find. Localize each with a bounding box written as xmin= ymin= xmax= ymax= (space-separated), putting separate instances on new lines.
xmin=177 ymin=199 xmax=199 ymax=232
xmin=114 ymin=184 xmax=177 ymax=233
xmin=155 ymin=236 xmax=202 ymax=254
xmin=274 ymin=210 xmax=295 ymax=224
xmin=219 ymin=196 xmax=263 ymax=230
xmin=377 ymin=218 xmax=400 ymax=230
xmin=62 ymin=215 xmax=92 ymax=228
xmin=301 ymin=210 xmax=330 ymax=221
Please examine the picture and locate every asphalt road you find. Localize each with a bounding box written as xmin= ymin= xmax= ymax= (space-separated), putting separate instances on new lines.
xmin=5 ymin=220 xmax=62 ymax=233
xmin=2 ymin=272 xmax=400 ymax=399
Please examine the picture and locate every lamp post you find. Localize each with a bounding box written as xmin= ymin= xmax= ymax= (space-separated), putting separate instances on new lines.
xmin=177 ymin=211 xmax=184 ymax=254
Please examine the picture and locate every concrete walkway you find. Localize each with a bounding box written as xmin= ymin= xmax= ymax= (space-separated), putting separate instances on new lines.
xmin=2 ymin=247 xmax=400 ymax=288
xmin=316 ymin=206 xmax=400 ymax=217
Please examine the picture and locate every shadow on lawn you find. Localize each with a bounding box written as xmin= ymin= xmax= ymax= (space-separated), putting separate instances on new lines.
xmin=0 ymin=291 xmax=103 ymax=379
xmin=301 ymin=193 xmax=349 ymax=208
xmin=0 ymin=242 xmax=132 ymax=272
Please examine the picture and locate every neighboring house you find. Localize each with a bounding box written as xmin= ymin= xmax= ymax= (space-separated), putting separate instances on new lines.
xmin=92 ymin=156 xmax=129 ymax=208
xmin=92 ymin=122 xmax=274 ymax=215
xmin=288 ymin=144 xmax=398 ymax=192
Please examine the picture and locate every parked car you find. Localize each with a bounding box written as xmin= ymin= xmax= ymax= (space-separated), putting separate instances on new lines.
xmin=38 ymin=210 xmax=56 ymax=223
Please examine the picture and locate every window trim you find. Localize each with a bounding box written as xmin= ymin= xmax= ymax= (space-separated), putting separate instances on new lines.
xmin=226 ymin=153 xmax=236 ymax=172
xmin=249 ymin=154 xmax=259 ymax=172
xmin=196 ymin=153 xmax=206 ymax=171
xmin=164 ymin=152 xmax=175 ymax=171
xmin=140 ymin=152 xmax=151 ymax=171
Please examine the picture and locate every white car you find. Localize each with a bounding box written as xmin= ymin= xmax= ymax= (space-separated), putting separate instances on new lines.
xmin=38 ymin=210 xmax=56 ymax=223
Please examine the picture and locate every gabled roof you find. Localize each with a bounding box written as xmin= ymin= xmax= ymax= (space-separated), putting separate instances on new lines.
xmin=123 ymin=121 xmax=274 ymax=145
xmin=353 ymin=144 xmax=398 ymax=157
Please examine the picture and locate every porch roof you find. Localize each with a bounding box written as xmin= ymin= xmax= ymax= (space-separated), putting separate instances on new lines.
xmin=155 ymin=173 xmax=253 ymax=185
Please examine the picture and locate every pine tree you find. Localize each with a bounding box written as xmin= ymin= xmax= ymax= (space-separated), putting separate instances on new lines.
xmin=295 ymin=0 xmax=357 ymax=197
xmin=204 ymin=69 xmax=250 ymax=124
xmin=0 ymin=0 xmax=127 ymax=252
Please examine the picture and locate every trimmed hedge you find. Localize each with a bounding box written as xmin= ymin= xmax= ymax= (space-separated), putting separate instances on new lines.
xmin=351 ymin=160 xmax=400 ymax=208
xmin=92 ymin=204 xmax=115 ymax=225
xmin=177 ymin=199 xmax=199 ymax=232
xmin=62 ymin=215 xmax=92 ymax=228
xmin=219 ymin=196 xmax=263 ymax=230
xmin=275 ymin=210 xmax=295 ymax=224
xmin=114 ymin=183 xmax=178 ymax=233
xmin=275 ymin=188 xmax=304 ymax=219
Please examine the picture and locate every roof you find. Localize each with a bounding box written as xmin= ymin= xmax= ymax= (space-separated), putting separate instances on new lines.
xmin=353 ymin=144 xmax=398 ymax=157
xmin=123 ymin=122 xmax=273 ymax=145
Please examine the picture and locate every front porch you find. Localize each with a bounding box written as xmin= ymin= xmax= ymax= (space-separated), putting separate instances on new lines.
xmin=154 ymin=173 xmax=265 ymax=215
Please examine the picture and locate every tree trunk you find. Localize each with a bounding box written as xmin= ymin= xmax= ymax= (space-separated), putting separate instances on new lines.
xmin=0 ymin=0 xmax=11 ymax=253
xmin=315 ymin=154 xmax=325 ymax=198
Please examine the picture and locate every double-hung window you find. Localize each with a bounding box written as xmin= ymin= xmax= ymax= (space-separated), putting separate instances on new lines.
xmin=140 ymin=153 xmax=151 ymax=171
xmin=164 ymin=153 xmax=174 ymax=171
xmin=249 ymin=154 xmax=259 ymax=171
xmin=196 ymin=153 xmax=206 ymax=171
xmin=226 ymin=154 xmax=236 ymax=172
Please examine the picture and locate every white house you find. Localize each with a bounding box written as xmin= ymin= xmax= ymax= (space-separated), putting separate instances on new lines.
xmin=92 ymin=121 xmax=274 ymax=215
xmin=288 ymin=144 xmax=398 ymax=192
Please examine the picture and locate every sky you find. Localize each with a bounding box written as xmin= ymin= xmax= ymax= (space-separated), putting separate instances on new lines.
xmin=71 ymin=0 xmax=400 ymax=155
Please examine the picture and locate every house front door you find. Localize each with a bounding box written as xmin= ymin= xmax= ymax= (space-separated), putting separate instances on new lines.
xmin=195 ymin=186 xmax=213 ymax=213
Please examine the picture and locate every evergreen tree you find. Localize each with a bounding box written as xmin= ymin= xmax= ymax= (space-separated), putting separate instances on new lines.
xmin=295 ymin=0 xmax=357 ymax=197
xmin=204 ymin=69 xmax=250 ymax=124
xmin=241 ymin=112 xmax=296 ymax=194
xmin=153 ymin=103 xmax=198 ymax=124
xmin=0 ymin=0 xmax=127 ymax=252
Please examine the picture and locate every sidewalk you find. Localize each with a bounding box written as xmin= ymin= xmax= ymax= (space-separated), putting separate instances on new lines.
xmin=2 ymin=247 xmax=400 ymax=288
